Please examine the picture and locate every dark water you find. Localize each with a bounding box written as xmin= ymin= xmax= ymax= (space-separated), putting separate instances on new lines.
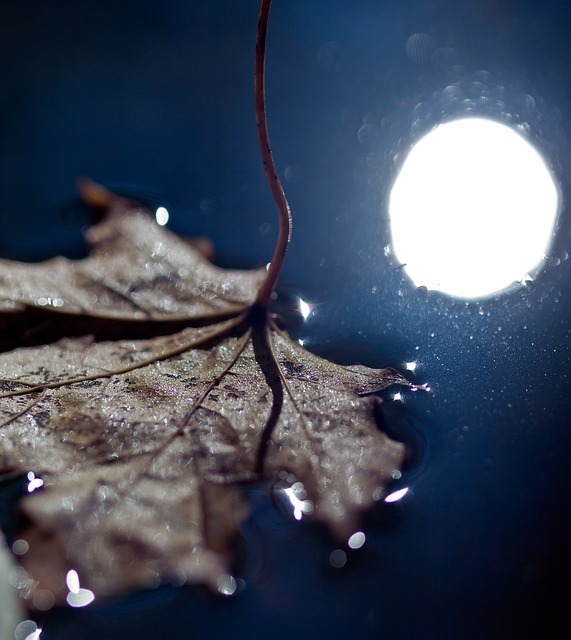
xmin=1 ymin=1 xmax=570 ymax=639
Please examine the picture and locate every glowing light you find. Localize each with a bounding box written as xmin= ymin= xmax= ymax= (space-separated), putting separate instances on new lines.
xmin=384 ymin=487 xmax=410 ymax=503
xmin=155 ymin=206 xmax=169 ymax=226
xmin=65 ymin=569 xmax=95 ymax=607
xmin=216 ymin=574 xmax=237 ymax=596
xmin=14 ymin=621 xmax=41 ymax=640
xmin=26 ymin=472 xmax=44 ymax=493
xmin=348 ymin=531 xmax=366 ymax=549
xmin=392 ymin=392 xmax=403 ymax=402
xmin=35 ymin=297 xmax=64 ymax=308
xmin=66 ymin=570 xmax=80 ymax=594
xmin=405 ymin=361 xmax=417 ymax=373
xmin=66 ymin=589 xmax=95 ymax=608
xmin=283 ymin=482 xmax=314 ymax=520
xmin=298 ymin=298 xmax=312 ymax=320
xmin=389 ymin=117 xmax=559 ymax=299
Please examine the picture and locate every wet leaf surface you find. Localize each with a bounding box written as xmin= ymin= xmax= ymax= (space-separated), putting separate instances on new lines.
xmin=0 ymin=194 xmax=407 ymax=607
xmin=0 ymin=0 xmax=411 ymax=611
xmin=0 ymin=187 xmax=266 ymax=351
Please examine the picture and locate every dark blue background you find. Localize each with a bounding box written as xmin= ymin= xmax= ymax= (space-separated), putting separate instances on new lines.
xmin=1 ymin=1 xmax=570 ymax=638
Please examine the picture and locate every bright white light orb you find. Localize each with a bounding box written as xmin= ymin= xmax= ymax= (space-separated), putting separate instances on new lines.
xmin=388 ymin=117 xmax=559 ymax=298
xmin=155 ymin=206 xmax=169 ymax=227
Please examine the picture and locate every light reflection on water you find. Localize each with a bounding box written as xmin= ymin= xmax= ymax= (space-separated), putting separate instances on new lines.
xmin=389 ymin=117 xmax=560 ymax=299
xmin=26 ymin=472 xmax=43 ymax=493
xmin=216 ymin=574 xmax=238 ymax=596
xmin=154 ymin=206 xmax=170 ymax=227
xmin=0 ymin=0 xmax=566 ymax=636
xmin=404 ymin=360 xmax=417 ymax=373
xmin=298 ymin=297 xmax=312 ymax=320
xmin=65 ymin=569 xmax=95 ymax=608
xmin=11 ymin=539 xmax=29 ymax=556
xmin=384 ymin=487 xmax=410 ymax=503
xmin=272 ymin=473 xmax=315 ymax=522
xmin=14 ymin=620 xmax=41 ymax=640
xmin=347 ymin=531 xmax=366 ymax=549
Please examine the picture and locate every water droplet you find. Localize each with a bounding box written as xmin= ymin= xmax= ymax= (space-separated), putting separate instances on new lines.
xmin=348 ymin=531 xmax=366 ymax=549
xmin=298 ymin=298 xmax=312 ymax=320
xmin=14 ymin=620 xmax=40 ymax=640
xmin=216 ymin=574 xmax=237 ymax=596
xmin=155 ymin=206 xmax=169 ymax=226
xmin=12 ymin=539 xmax=29 ymax=555
xmin=66 ymin=569 xmax=80 ymax=594
xmin=329 ymin=549 xmax=347 ymax=568
xmin=66 ymin=588 xmax=95 ymax=608
xmin=272 ymin=476 xmax=314 ymax=521
xmin=385 ymin=487 xmax=410 ymax=503
xmin=26 ymin=472 xmax=44 ymax=493
xmin=404 ymin=361 xmax=417 ymax=373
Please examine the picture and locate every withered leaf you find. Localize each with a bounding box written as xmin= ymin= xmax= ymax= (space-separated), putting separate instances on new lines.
xmin=0 ymin=195 xmax=407 ymax=605
xmin=0 ymin=187 xmax=265 ymax=329
xmin=0 ymin=0 xmax=409 ymax=610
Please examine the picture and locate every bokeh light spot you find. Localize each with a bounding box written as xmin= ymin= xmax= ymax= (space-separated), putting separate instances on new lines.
xmin=388 ymin=118 xmax=559 ymax=298
xmin=155 ymin=206 xmax=169 ymax=226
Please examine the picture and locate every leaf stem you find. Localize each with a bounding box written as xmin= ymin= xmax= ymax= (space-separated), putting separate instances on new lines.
xmin=255 ymin=0 xmax=292 ymax=309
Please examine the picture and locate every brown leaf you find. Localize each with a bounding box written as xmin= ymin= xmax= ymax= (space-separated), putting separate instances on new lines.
xmin=0 ymin=0 xmax=410 ymax=610
xmin=0 ymin=198 xmax=407 ymax=606
xmin=0 ymin=192 xmax=265 ymax=325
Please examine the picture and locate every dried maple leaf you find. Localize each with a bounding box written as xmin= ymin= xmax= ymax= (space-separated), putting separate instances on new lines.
xmin=0 ymin=0 xmax=409 ymax=608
